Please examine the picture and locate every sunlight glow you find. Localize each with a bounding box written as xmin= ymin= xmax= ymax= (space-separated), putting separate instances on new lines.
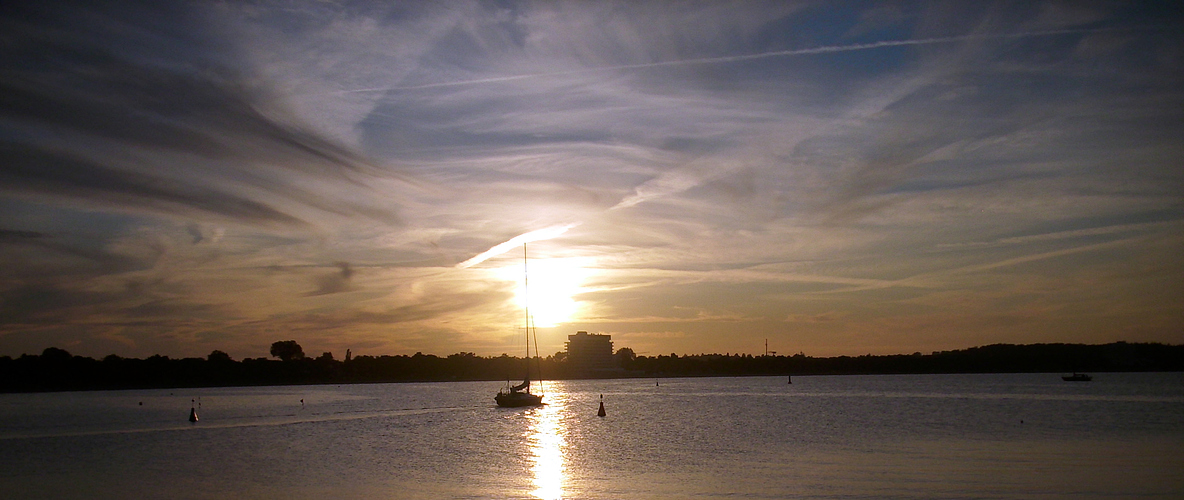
xmin=527 ymin=395 xmax=567 ymax=500
xmin=498 ymin=257 xmax=594 ymax=327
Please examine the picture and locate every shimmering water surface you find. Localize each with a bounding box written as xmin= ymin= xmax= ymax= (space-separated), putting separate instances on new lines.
xmin=1 ymin=373 xmax=1182 ymax=499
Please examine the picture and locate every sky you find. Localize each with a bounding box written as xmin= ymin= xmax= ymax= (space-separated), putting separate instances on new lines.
xmin=1 ymin=1 xmax=1181 ymax=360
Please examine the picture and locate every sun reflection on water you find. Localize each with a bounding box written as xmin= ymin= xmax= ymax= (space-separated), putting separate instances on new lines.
xmin=526 ymin=391 xmax=567 ymax=500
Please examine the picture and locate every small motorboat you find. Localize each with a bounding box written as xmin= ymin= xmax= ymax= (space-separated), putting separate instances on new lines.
xmin=1062 ymin=373 xmax=1092 ymax=382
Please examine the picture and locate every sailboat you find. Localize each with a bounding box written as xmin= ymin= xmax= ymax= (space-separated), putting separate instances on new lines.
xmin=495 ymin=243 xmax=545 ymax=408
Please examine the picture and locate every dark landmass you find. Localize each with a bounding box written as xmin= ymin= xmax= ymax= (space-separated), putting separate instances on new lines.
xmin=1 ymin=341 xmax=1181 ymax=393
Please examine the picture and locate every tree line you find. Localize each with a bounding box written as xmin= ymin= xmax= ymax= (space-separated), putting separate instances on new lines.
xmin=1 ymin=341 xmax=1181 ymax=393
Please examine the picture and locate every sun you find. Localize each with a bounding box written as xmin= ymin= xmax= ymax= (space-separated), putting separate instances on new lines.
xmin=498 ymin=257 xmax=593 ymax=327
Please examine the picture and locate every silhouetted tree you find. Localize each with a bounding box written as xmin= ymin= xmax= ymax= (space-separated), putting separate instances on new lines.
xmin=615 ymin=347 xmax=636 ymax=369
xmin=270 ymin=340 xmax=305 ymax=361
xmin=41 ymin=347 xmax=72 ymax=362
xmin=2 ymin=342 xmax=1181 ymax=393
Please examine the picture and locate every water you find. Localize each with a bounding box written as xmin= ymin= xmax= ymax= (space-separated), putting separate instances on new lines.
xmin=1 ymin=373 xmax=1181 ymax=499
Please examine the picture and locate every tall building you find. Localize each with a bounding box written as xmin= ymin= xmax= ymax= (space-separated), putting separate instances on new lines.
xmin=565 ymin=331 xmax=618 ymax=376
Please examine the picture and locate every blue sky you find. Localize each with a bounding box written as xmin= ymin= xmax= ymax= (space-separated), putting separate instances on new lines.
xmin=1 ymin=1 xmax=1180 ymax=359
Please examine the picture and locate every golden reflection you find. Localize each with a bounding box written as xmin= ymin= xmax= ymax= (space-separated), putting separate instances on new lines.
xmin=526 ymin=389 xmax=567 ymax=500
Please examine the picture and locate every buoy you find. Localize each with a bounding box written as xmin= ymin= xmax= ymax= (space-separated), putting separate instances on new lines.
xmin=189 ymin=406 xmax=198 ymax=423
xmin=597 ymin=394 xmax=606 ymax=417
xmin=788 ymin=375 xmax=792 ymax=384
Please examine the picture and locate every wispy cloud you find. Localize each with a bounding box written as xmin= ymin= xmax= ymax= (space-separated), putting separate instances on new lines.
xmin=0 ymin=2 xmax=407 ymax=229
xmin=456 ymin=223 xmax=580 ymax=268
xmin=340 ymin=27 xmax=1122 ymax=94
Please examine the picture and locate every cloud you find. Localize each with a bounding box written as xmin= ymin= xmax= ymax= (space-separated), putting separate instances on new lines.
xmin=456 ymin=223 xmax=580 ymax=268
xmin=613 ymin=157 xmax=747 ymax=210
xmin=307 ymin=262 xmax=355 ymax=296
xmin=342 ymin=27 xmax=1123 ymax=94
xmin=2 ymin=2 xmax=1181 ymax=358
xmin=0 ymin=2 xmax=404 ymax=228
xmin=0 ymin=147 xmax=311 ymax=226
xmin=0 ymin=229 xmax=47 ymax=241
xmin=935 ymin=220 xmax=1178 ymax=250
xmin=784 ymin=311 xmax=847 ymax=323
xmin=584 ymin=309 xmax=749 ymax=324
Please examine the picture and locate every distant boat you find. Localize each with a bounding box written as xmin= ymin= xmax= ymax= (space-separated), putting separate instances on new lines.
xmin=1062 ymin=373 xmax=1092 ymax=382
xmin=495 ymin=243 xmax=545 ymax=408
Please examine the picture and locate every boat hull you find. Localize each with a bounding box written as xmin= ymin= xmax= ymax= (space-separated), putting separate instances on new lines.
xmin=1062 ymin=373 xmax=1092 ymax=381
xmin=495 ymin=392 xmax=544 ymax=407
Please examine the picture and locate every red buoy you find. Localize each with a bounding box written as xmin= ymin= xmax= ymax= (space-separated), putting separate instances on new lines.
xmin=597 ymin=394 xmax=606 ymax=417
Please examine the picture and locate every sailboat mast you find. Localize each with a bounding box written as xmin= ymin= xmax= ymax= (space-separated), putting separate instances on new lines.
xmin=523 ymin=243 xmax=531 ymax=386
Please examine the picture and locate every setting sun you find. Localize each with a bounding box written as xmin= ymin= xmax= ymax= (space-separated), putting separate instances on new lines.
xmin=499 ymin=257 xmax=595 ymax=327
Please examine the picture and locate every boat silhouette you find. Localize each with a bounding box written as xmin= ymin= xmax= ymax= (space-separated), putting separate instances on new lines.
xmin=495 ymin=243 xmax=545 ymax=408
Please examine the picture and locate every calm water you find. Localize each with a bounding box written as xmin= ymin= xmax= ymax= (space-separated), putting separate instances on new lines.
xmin=1 ymin=373 xmax=1182 ymax=499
